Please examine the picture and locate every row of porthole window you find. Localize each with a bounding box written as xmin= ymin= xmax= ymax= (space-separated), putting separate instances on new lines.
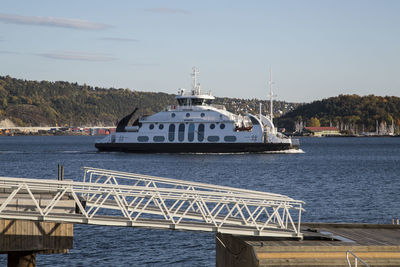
xmin=210 ymin=123 xmax=225 ymax=129
xmin=149 ymin=123 xmax=225 ymax=130
xmin=149 ymin=124 xmax=163 ymax=130
xmin=137 ymin=135 xmax=236 ymax=142
xmin=171 ymin=113 xmax=206 ymax=118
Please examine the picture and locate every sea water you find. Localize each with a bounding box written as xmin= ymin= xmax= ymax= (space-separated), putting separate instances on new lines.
xmin=0 ymin=136 xmax=399 ymax=266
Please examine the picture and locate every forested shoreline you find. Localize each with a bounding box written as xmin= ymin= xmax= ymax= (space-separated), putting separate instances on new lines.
xmin=277 ymin=94 xmax=400 ymax=134
xmin=0 ymin=75 xmax=299 ymax=127
xmin=1 ymin=75 xmax=399 ymax=134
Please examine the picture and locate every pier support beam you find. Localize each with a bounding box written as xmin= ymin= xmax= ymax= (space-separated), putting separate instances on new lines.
xmin=8 ymin=251 xmax=36 ymax=267
xmin=216 ymin=233 xmax=258 ymax=267
xmin=0 ymin=219 xmax=73 ymax=267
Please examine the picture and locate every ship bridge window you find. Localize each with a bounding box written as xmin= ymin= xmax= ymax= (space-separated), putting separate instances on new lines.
xmin=159 ymin=124 xmax=164 ymax=130
xmin=177 ymin=99 xmax=185 ymax=106
xmin=191 ymin=99 xmax=203 ymax=105
xmin=188 ymin=123 xmax=195 ymax=142
xmin=168 ymin=124 xmax=175 ymax=141
xmin=220 ymin=123 xmax=225 ymax=129
xmin=210 ymin=123 xmax=215 ymax=129
xmin=198 ymin=124 xmax=205 ymax=142
xmin=149 ymin=124 xmax=154 ymax=130
xmin=178 ymin=123 xmax=185 ymax=142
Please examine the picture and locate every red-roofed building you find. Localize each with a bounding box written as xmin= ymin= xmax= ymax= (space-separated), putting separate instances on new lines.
xmin=303 ymin=127 xmax=340 ymax=137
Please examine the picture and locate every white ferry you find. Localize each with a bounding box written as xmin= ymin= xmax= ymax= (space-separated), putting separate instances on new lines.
xmin=95 ymin=68 xmax=299 ymax=153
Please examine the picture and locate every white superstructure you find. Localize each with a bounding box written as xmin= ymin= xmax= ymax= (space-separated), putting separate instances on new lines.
xmin=95 ymin=67 xmax=299 ymax=153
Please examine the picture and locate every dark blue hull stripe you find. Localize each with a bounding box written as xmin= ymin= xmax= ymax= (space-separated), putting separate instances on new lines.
xmin=95 ymin=142 xmax=298 ymax=153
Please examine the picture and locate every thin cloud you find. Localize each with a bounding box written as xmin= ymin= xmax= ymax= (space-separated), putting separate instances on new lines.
xmin=0 ymin=50 xmax=21 ymax=55
xmin=144 ymin=8 xmax=191 ymax=15
xmin=99 ymin=37 xmax=139 ymax=42
xmin=0 ymin=13 xmax=111 ymax=30
xmin=130 ymin=63 xmax=159 ymax=66
xmin=38 ymin=51 xmax=116 ymax=62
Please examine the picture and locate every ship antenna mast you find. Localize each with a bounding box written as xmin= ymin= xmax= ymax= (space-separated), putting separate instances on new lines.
xmin=268 ymin=69 xmax=277 ymax=121
xmin=191 ymin=66 xmax=200 ymax=95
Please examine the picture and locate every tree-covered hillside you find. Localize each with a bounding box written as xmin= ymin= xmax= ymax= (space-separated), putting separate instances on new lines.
xmin=277 ymin=94 xmax=400 ymax=133
xmin=0 ymin=75 xmax=299 ymax=127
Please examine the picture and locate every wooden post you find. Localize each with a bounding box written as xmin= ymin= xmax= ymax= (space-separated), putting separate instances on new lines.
xmin=57 ymin=164 xmax=64 ymax=181
xmin=8 ymin=251 xmax=36 ymax=267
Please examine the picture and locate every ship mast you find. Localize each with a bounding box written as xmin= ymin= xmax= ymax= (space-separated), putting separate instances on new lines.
xmin=268 ymin=69 xmax=276 ymax=121
xmin=191 ymin=66 xmax=200 ymax=95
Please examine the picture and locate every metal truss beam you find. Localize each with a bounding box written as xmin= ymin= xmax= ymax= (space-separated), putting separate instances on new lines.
xmin=0 ymin=167 xmax=305 ymax=238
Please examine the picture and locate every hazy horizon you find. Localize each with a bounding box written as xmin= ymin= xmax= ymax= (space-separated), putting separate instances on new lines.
xmin=1 ymin=0 xmax=399 ymax=102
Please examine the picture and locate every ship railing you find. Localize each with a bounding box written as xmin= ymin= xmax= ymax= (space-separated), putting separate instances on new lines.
xmin=210 ymin=104 xmax=226 ymax=110
xmin=167 ymin=105 xmax=180 ymax=111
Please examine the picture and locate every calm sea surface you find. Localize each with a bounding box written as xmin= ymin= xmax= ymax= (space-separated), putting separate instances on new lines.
xmin=0 ymin=136 xmax=399 ymax=266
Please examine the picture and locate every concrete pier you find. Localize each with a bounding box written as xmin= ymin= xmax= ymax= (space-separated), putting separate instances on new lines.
xmin=216 ymin=223 xmax=400 ymax=267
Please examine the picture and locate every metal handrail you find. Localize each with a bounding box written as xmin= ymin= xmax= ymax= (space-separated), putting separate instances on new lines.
xmin=83 ymin=167 xmax=303 ymax=201
xmin=346 ymin=250 xmax=370 ymax=267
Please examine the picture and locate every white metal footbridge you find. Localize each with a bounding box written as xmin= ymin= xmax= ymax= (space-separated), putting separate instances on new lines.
xmin=0 ymin=167 xmax=305 ymax=238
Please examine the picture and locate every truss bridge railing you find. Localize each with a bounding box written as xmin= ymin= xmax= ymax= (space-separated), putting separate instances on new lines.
xmin=0 ymin=167 xmax=305 ymax=237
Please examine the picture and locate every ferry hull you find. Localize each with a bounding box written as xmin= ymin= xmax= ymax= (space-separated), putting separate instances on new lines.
xmin=95 ymin=142 xmax=298 ymax=153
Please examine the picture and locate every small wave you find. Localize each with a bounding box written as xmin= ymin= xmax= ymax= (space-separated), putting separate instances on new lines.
xmin=60 ymin=150 xmax=83 ymax=154
xmin=59 ymin=150 xmax=99 ymax=155
xmin=179 ymin=152 xmax=251 ymax=155
xmin=177 ymin=148 xmax=305 ymax=155
xmin=0 ymin=150 xmax=96 ymax=155
xmin=0 ymin=150 xmax=24 ymax=154
xmin=261 ymin=148 xmax=305 ymax=154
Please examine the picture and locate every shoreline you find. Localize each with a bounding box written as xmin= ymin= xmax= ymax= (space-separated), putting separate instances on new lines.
xmin=1 ymin=132 xmax=399 ymax=138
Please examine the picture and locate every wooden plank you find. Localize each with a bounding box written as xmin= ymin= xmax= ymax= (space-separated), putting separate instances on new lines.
xmin=253 ymin=245 xmax=400 ymax=253
xmin=0 ymin=219 xmax=73 ymax=253
xmin=257 ymin=252 xmax=400 ymax=259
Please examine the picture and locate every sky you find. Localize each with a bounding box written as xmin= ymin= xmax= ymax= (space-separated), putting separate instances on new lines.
xmin=0 ymin=0 xmax=399 ymax=103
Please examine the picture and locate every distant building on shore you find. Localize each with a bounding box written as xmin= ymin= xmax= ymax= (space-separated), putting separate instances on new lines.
xmin=303 ymin=127 xmax=340 ymax=137
xmin=0 ymin=126 xmax=116 ymax=136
